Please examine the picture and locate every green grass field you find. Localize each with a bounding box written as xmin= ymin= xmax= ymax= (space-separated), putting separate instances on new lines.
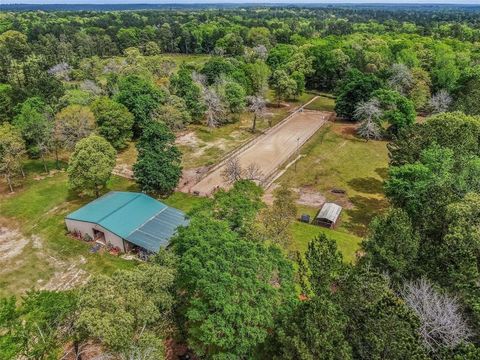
xmin=290 ymin=222 xmax=361 ymax=263
xmin=0 ymin=162 xmax=203 ymax=297
xmin=0 ymin=91 xmax=384 ymax=296
xmin=279 ymin=121 xmax=389 ymax=238
xmin=304 ymin=94 xmax=336 ymax=112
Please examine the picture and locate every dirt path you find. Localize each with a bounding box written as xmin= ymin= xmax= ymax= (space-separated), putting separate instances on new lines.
xmin=188 ymin=109 xmax=331 ymax=196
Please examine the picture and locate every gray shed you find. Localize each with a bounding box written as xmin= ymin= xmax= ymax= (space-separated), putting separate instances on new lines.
xmin=313 ymin=203 xmax=342 ymax=228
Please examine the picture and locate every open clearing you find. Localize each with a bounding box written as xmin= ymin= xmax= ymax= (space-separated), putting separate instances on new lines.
xmin=189 ymin=109 xmax=331 ymax=195
xmin=0 ymin=160 xmax=208 ymax=297
xmin=277 ymin=121 xmax=389 ymax=237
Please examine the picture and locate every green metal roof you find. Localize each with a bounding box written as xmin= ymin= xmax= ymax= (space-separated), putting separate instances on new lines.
xmin=66 ymin=191 xmax=188 ymax=252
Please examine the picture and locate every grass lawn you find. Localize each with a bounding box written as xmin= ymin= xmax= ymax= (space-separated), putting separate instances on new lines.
xmin=0 ymin=160 xmax=204 ymax=298
xmin=116 ymin=142 xmax=138 ymax=168
xmin=0 ymin=164 xmax=140 ymax=297
xmin=279 ymin=121 xmax=389 ymax=238
xmin=304 ymin=94 xmax=336 ymax=112
xmin=290 ymin=222 xmax=361 ymax=263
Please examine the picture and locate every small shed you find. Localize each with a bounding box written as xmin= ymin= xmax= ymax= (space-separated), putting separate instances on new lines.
xmin=65 ymin=191 xmax=189 ymax=253
xmin=313 ymin=203 xmax=342 ymax=228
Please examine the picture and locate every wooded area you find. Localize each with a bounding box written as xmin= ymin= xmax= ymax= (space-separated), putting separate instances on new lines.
xmin=1 ymin=5 xmax=480 ymax=359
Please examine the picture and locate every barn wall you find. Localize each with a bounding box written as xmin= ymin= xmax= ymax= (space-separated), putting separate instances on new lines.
xmin=65 ymin=219 xmax=125 ymax=252
xmin=66 ymin=219 xmax=95 ymax=239
xmin=103 ymin=229 xmax=124 ymax=251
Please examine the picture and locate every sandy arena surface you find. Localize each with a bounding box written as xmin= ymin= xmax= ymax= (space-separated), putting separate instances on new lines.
xmin=189 ymin=110 xmax=331 ymax=196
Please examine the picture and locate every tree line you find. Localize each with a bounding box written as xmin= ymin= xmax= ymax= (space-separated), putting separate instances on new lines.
xmin=1 ymin=6 xmax=480 ymax=359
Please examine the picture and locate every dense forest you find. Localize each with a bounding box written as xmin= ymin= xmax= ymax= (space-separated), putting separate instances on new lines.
xmin=2 ymin=5 xmax=480 ymax=360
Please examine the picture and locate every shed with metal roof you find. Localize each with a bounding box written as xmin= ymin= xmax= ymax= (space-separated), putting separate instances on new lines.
xmin=65 ymin=191 xmax=189 ymax=253
xmin=313 ymin=203 xmax=342 ymax=228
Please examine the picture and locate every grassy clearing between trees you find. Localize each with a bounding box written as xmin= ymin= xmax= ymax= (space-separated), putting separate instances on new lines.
xmin=279 ymin=121 xmax=389 ymax=240
xmin=1 ymin=110 xmax=382 ymax=296
xmin=303 ymin=94 xmax=336 ymax=112
xmin=290 ymin=222 xmax=361 ymax=263
xmin=0 ymin=162 xmax=201 ymax=297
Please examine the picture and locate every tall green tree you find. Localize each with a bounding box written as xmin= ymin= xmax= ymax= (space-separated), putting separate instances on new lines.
xmin=258 ymin=185 xmax=297 ymax=248
xmin=306 ymin=234 xmax=344 ymax=296
xmin=373 ymin=89 xmax=416 ymax=133
xmin=274 ymin=296 xmax=352 ymax=360
xmin=361 ymin=208 xmax=419 ymax=283
xmin=206 ymin=180 xmax=264 ymax=237
xmin=169 ymin=64 xmax=205 ymax=121
xmin=388 ymin=112 xmax=480 ymax=166
xmin=221 ymin=80 xmax=246 ymax=114
xmin=76 ymin=262 xmax=175 ymax=358
xmin=54 ymin=104 xmax=95 ymax=151
xmin=337 ymin=268 xmax=428 ymax=360
xmin=133 ymin=121 xmax=182 ymax=195
xmin=0 ymin=291 xmax=77 ymax=360
xmin=0 ymin=84 xmax=13 ymax=123
xmin=114 ymin=75 xmax=165 ymax=135
xmin=91 ymin=97 xmax=134 ymax=149
xmin=13 ymin=97 xmax=53 ymax=172
xmin=67 ymin=134 xmax=116 ymax=197
xmin=271 ymin=69 xmax=296 ymax=106
xmin=174 ymin=214 xmax=296 ymax=359
xmin=0 ymin=123 xmax=26 ymax=192
xmin=334 ymin=69 xmax=383 ymax=120
xmin=244 ymin=60 xmax=270 ymax=96
xmin=454 ymin=66 xmax=480 ymax=116
xmin=152 ymin=95 xmax=191 ymax=131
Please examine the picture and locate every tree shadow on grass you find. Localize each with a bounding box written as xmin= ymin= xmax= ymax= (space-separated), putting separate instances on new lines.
xmin=342 ymin=195 xmax=389 ymax=237
xmin=348 ymin=177 xmax=384 ymax=195
xmin=375 ymin=167 xmax=388 ymax=179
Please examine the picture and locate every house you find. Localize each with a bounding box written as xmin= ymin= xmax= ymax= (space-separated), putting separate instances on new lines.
xmin=313 ymin=202 xmax=342 ymax=228
xmin=65 ymin=191 xmax=189 ymax=253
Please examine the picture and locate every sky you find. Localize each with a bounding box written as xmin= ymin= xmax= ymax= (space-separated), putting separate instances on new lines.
xmin=2 ymin=0 xmax=480 ymax=4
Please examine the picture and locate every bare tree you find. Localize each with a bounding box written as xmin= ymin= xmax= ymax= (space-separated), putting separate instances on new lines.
xmin=202 ymin=87 xmax=225 ymax=128
xmin=247 ymin=95 xmax=267 ymax=132
xmin=192 ymin=71 xmax=207 ymax=87
xmin=222 ymin=157 xmax=243 ymax=184
xmin=357 ymin=118 xmax=383 ymax=141
xmin=222 ymin=157 xmax=264 ymax=184
xmin=388 ymin=63 xmax=414 ymax=95
xmin=354 ymin=99 xmax=383 ymax=141
xmin=253 ymin=45 xmax=268 ymax=60
xmin=243 ymin=162 xmax=264 ymax=182
xmin=429 ymin=90 xmax=452 ymax=114
xmin=80 ymin=80 xmax=103 ymax=96
xmin=48 ymin=62 xmax=72 ymax=81
xmin=402 ymin=278 xmax=472 ymax=352
xmin=55 ymin=105 xmax=95 ymax=151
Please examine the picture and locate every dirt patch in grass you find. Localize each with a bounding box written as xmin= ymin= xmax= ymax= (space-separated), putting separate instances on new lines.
xmin=41 ymin=255 xmax=89 ymax=291
xmin=264 ymin=185 xmax=327 ymax=208
xmin=33 ymin=169 xmax=63 ymax=181
xmin=0 ymin=227 xmax=30 ymax=262
xmin=176 ymin=131 xmax=201 ymax=147
xmin=295 ymin=187 xmax=327 ymax=208
xmin=0 ymin=224 xmax=89 ymax=292
xmin=336 ymin=123 xmax=358 ymax=136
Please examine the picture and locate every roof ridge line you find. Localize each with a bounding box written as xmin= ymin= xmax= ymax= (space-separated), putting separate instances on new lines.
xmin=97 ymin=192 xmax=143 ymax=224
xmin=126 ymin=203 xmax=169 ymax=237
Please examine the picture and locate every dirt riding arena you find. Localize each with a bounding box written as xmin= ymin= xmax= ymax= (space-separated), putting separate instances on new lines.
xmin=188 ymin=107 xmax=331 ymax=196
